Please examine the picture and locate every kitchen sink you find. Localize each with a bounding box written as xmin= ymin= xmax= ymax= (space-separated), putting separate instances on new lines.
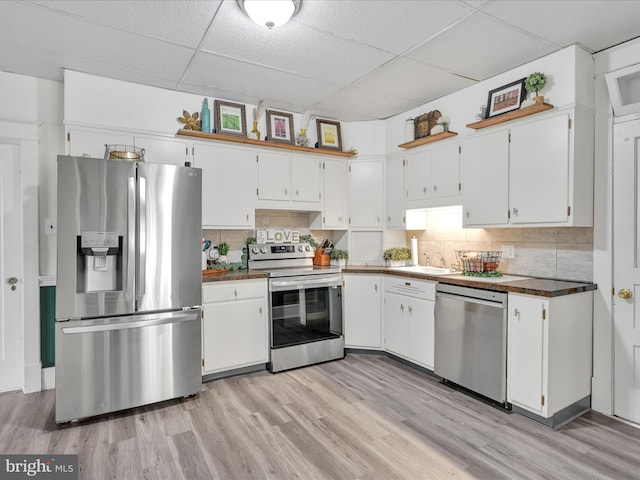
xmin=390 ymin=265 xmax=459 ymax=275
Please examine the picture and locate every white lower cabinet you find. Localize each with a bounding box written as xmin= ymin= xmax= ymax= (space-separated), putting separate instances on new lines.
xmin=507 ymin=291 xmax=593 ymax=418
xmin=383 ymin=276 xmax=436 ymax=370
xmin=202 ymin=279 xmax=268 ymax=375
xmin=343 ymin=274 xmax=382 ymax=349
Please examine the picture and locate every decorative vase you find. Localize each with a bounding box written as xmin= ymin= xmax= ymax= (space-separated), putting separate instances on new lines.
xmin=249 ymin=121 xmax=260 ymax=140
xmin=534 ymin=94 xmax=545 ymax=104
xmin=296 ymin=128 xmax=309 ymax=147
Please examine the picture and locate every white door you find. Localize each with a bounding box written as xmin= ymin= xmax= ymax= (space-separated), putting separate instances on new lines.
xmin=430 ymin=143 xmax=459 ymax=199
xmin=404 ymin=150 xmax=429 ymax=202
xmin=291 ymin=156 xmax=320 ymax=203
xmin=383 ymin=292 xmax=408 ymax=357
xmin=407 ymin=298 xmax=435 ymax=369
xmin=0 ymin=143 xmax=23 ymax=392
xmin=134 ymin=135 xmax=189 ymax=166
xmin=322 ymin=159 xmax=349 ymax=229
xmin=350 ymin=160 xmax=384 ymax=228
xmin=613 ymin=119 xmax=640 ymax=423
xmin=257 ymin=151 xmax=290 ymax=201
xmin=67 ymin=127 xmax=133 ymax=158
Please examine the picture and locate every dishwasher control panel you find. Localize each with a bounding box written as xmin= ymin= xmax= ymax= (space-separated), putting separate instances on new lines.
xmin=384 ymin=276 xmax=436 ymax=300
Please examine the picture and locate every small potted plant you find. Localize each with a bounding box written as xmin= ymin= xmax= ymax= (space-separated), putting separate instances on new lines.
xmin=330 ymin=249 xmax=349 ymax=268
xmin=525 ymin=72 xmax=547 ymax=104
xmin=383 ymin=247 xmax=412 ymax=267
xmin=218 ymin=242 xmax=230 ymax=264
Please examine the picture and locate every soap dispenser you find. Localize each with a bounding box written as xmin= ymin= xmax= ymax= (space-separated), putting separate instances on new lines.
xmin=201 ymin=98 xmax=210 ymax=133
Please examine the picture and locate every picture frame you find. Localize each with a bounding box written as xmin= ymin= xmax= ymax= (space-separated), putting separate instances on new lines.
xmin=266 ymin=110 xmax=295 ymax=145
xmin=214 ymin=100 xmax=247 ymax=136
xmin=486 ymin=78 xmax=527 ymax=118
xmin=316 ymin=119 xmax=343 ymax=151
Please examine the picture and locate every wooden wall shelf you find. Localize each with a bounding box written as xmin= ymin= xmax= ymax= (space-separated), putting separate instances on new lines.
xmin=176 ymin=130 xmax=356 ymax=157
xmin=398 ymin=131 xmax=457 ymax=149
xmin=466 ymin=103 xmax=554 ymax=130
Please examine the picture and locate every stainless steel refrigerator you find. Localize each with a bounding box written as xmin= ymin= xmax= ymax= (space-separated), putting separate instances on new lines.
xmin=55 ymin=155 xmax=202 ymax=423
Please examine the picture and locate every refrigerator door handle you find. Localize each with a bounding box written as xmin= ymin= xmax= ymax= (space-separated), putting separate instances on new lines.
xmin=127 ymin=176 xmax=136 ymax=297
xmin=137 ymin=175 xmax=146 ymax=298
xmin=61 ymin=311 xmax=198 ymax=334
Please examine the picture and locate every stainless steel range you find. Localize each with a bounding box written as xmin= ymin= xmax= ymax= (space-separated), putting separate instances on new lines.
xmin=249 ymin=242 xmax=344 ymax=372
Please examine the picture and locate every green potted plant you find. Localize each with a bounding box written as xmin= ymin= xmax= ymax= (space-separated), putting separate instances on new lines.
xmin=330 ymin=249 xmax=349 ymax=268
xmin=383 ymin=247 xmax=412 ymax=267
xmin=218 ymin=242 xmax=230 ymax=264
xmin=525 ymin=72 xmax=547 ymax=104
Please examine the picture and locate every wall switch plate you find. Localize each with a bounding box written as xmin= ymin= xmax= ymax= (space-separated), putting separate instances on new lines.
xmin=501 ymin=245 xmax=515 ymax=259
xmin=44 ymin=218 xmax=57 ymax=236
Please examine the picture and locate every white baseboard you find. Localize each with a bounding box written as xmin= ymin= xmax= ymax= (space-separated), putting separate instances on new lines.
xmin=41 ymin=367 xmax=55 ymax=390
xmin=23 ymin=362 xmax=42 ymax=393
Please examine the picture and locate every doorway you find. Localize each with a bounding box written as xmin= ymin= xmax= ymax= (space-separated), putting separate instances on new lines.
xmin=613 ymin=118 xmax=640 ymax=424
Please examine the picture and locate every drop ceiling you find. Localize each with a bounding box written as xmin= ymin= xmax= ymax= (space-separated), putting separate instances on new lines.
xmin=1 ymin=0 xmax=639 ymax=121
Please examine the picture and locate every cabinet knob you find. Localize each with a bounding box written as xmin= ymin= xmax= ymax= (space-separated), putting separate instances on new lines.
xmin=433 ymin=185 xmax=438 ymax=192
xmin=400 ymin=304 xmax=404 ymax=312
xmin=408 ymin=305 xmax=413 ymax=314
xmin=296 ymin=189 xmax=299 ymax=196
xmin=618 ymin=288 xmax=633 ymax=299
xmin=374 ymin=284 xmax=378 ymax=292
xmin=377 ymin=217 xmax=381 ymax=223
xmin=513 ymin=207 xmax=519 ymax=216
xmin=259 ymin=306 xmax=263 ymax=314
xmin=284 ymin=188 xmax=288 ymax=196
xmin=423 ymin=186 xmax=427 ymax=193
xmin=514 ymin=308 xmax=520 ymax=317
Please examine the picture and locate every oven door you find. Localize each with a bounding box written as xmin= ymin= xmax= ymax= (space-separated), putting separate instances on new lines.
xmin=269 ymin=274 xmax=343 ymax=349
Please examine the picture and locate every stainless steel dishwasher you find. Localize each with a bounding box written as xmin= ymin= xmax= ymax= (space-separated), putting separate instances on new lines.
xmin=434 ymin=283 xmax=508 ymax=405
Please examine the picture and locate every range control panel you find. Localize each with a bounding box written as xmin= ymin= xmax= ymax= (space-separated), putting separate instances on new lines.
xmin=248 ymin=242 xmax=314 ymax=261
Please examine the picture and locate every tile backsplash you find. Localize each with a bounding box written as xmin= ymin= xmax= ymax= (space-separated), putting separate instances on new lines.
xmin=406 ymin=221 xmax=593 ymax=282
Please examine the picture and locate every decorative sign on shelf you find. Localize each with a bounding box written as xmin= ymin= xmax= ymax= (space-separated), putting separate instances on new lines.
xmin=256 ymin=229 xmax=300 ymax=244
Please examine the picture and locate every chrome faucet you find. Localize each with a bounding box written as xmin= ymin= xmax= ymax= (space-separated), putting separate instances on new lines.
xmin=436 ymin=251 xmax=446 ymax=268
xmin=423 ymin=252 xmax=430 ymax=266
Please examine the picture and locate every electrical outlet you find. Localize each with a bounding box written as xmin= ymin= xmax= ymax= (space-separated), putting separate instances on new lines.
xmin=44 ymin=218 xmax=57 ymax=236
xmin=501 ymin=245 xmax=515 ymax=259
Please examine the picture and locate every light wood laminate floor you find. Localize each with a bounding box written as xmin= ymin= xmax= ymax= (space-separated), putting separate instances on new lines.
xmin=1 ymin=354 xmax=639 ymax=479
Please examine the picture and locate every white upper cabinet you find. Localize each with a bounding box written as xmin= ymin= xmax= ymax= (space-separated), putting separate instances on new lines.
xmin=404 ymin=140 xmax=460 ymax=210
xmin=385 ymin=154 xmax=405 ymax=229
xmin=256 ymin=150 xmax=321 ymax=210
xmin=192 ymin=142 xmax=254 ymax=229
xmin=349 ymin=159 xmax=384 ymax=228
xmin=135 ymin=135 xmax=189 ymax=166
xmin=461 ymin=129 xmax=510 ymax=227
xmin=461 ymin=107 xmax=593 ymax=228
xmin=67 ymin=127 xmax=133 ymax=158
xmin=321 ymin=159 xmax=349 ymax=229
xmin=509 ymin=114 xmax=570 ymax=224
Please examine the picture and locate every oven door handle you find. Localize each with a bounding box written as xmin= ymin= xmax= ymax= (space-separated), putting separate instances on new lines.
xmin=270 ymin=275 xmax=342 ymax=291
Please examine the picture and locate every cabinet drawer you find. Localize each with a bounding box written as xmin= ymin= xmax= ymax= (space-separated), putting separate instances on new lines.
xmin=203 ymin=280 xmax=267 ymax=303
xmin=384 ymin=276 xmax=435 ymax=300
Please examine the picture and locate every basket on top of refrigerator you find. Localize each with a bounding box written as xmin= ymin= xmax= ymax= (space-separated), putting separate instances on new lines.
xmin=455 ymin=250 xmax=503 ymax=276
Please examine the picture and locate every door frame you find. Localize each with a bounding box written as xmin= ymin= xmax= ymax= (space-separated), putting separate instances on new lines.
xmin=0 ymin=120 xmax=41 ymax=393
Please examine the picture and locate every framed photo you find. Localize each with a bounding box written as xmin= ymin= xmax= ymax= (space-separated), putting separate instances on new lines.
xmin=214 ymin=100 xmax=247 ymax=136
xmin=316 ymin=119 xmax=343 ymax=151
xmin=486 ymin=78 xmax=526 ymax=118
xmin=266 ymin=110 xmax=295 ymax=145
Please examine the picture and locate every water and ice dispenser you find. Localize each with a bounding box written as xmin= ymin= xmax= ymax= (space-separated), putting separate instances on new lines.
xmin=77 ymin=231 xmax=122 ymax=292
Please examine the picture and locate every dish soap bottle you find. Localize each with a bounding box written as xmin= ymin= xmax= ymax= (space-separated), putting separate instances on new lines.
xmin=200 ymin=98 xmax=210 ymax=133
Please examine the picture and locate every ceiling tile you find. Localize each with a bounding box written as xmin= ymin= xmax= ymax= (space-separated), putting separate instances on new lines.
xmin=201 ymin=2 xmax=395 ymax=85
xmin=294 ymin=0 xmax=473 ymax=54
xmin=406 ymin=12 xmax=557 ymax=80
xmin=481 ymin=0 xmax=640 ymax=53
xmin=0 ymin=44 xmax=65 ymax=81
xmin=313 ymin=87 xmax=419 ymax=121
xmin=353 ymin=57 xmax=476 ymax=102
xmin=25 ymin=0 xmax=220 ymax=47
xmin=183 ymin=52 xmax=342 ymax=110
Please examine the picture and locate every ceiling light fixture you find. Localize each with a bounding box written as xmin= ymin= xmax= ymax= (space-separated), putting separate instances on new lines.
xmin=238 ymin=0 xmax=301 ymax=29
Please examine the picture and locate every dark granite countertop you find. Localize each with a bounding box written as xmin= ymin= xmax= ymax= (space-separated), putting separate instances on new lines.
xmin=202 ymin=269 xmax=268 ymax=283
xmin=342 ymin=266 xmax=596 ymax=297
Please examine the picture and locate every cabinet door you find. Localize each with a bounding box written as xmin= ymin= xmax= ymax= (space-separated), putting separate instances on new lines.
xmin=407 ymin=298 xmax=435 ymax=369
xmin=202 ymin=297 xmax=268 ymax=374
xmin=350 ymin=160 xmax=384 ymax=228
xmin=461 ymin=129 xmax=509 ymax=226
xmin=385 ymin=155 xmax=405 ymax=229
xmin=67 ymin=128 xmax=133 ymax=158
xmin=383 ymin=292 xmax=408 ymax=357
xmin=134 ymin=135 xmax=189 ymax=166
xmin=194 ymin=143 xmax=254 ymax=228
xmin=343 ymin=275 xmax=382 ymax=349
xmin=291 ymin=156 xmax=321 ymax=203
xmin=430 ymin=143 xmax=459 ymax=198
xmin=257 ymin=151 xmax=290 ymax=201
xmin=404 ymin=150 xmax=429 ymax=202
xmin=509 ymin=114 xmax=570 ymax=224
xmin=507 ymin=294 xmax=547 ymax=414
xmin=323 ymin=159 xmax=349 ymax=229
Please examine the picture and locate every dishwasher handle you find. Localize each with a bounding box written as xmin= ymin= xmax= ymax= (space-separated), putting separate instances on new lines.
xmin=436 ymin=291 xmax=506 ymax=309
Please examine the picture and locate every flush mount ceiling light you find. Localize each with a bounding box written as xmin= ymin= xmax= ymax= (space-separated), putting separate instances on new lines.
xmin=238 ymin=0 xmax=301 ymax=29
